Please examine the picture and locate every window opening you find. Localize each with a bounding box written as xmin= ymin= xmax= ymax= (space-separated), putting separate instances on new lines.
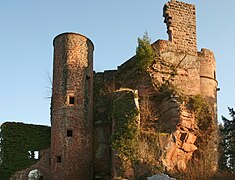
xmin=69 ymin=96 xmax=75 ymax=105
xmin=86 ymin=75 xmax=90 ymax=80
xmin=67 ymin=130 xmax=73 ymax=137
xmin=56 ymin=156 xmax=61 ymax=163
xmin=28 ymin=151 xmax=32 ymax=159
xmin=180 ymin=133 xmax=188 ymax=142
xmin=28 ymin=151 xmax=39 ymax=160
xmin=67 ymin=91 xmax=75 ymax=106
xmin=34 ymin=151 xmax=39 ymax=159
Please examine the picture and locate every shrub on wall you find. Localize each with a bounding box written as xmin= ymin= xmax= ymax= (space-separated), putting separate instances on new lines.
xmin=0 ymin=122 xmax=51 ymax=180
xmin=136 ymin=32 xmax=157 ymax=71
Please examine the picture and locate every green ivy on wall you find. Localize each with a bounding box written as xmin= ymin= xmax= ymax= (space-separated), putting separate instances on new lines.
xmin=0 ymin=122 xmax=51 ymax=180
xmin=111 ymin=90 xmax=140 ymax=162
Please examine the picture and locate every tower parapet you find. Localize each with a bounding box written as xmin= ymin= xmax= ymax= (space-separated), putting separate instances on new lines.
xmin=51 ymin=33 xmax=94 ymax=180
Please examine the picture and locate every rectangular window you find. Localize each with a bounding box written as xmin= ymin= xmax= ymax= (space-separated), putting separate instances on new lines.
xmin=28 ymin=151 xmax=32 ymax=159
xmin=180 ymin=133 xmax=187 ymax=142
xmin=67 ymin=130 xmax=73 ymax=137
xmin=67 ymin=91 xmax=75 ymax=106
xmin=28 ymin=151 xmax=39 ymax=159
xmin=86 ymin=75 xmax=90 ymax=80
xmin=56 ymin=156 xmax=61 ymax=163
xmin=34 ymin=151 xmax=39 ymax=159
xmin=69 ymin=96 xmax=75 ymax=105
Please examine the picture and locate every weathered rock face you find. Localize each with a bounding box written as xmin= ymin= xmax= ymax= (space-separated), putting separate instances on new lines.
xmin=160 ymin=99 xmax=197 ymax=171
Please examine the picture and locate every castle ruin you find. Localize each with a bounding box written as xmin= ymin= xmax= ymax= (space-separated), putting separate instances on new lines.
xmin=8 ymin=0 xmax=218 ymax=179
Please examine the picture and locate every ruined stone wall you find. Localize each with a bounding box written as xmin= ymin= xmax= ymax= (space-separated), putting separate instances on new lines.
xmin=47 ymin=1 xmax=217 ymax=179
xmin=115 ymin=58 xmax=167 ymax=178
xmin=51 ymin=33 xmax=94 ymax=180
xmin=163 ymin=0 xmax=197 ymax=55
xmin=151 ymin=43 xmax=201 ymax=96
xmin=150 ymin=0 xmax=200 ymax=96
xmin=115 ymin=55 xmax=200 ymax=175
xmin=117 ymin=58 xmax=159 ymax=131
xmin=10 ymin=149 xmax=51 ymax=180
xmin=93 ymin=70 xmax=116 ymax=178
xmin=102 ymin=0 xmax=218 ymax=177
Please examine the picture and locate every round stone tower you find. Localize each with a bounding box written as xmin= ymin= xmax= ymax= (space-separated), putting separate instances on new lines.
xmin=51 ymin=33 xmax=94 ymax=180
xmin=198 ymin=48 xmax=218 ymax=172
xmin=199 ymin=48 xmax=217 ymax=102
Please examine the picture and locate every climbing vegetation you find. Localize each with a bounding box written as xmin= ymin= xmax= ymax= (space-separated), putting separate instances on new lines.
xmin=111 ymin=90 xmax=140 ymax=162
xmin=187 ymin=95 xmax=214 ymax=131
xmin=185 ymin=95 xmax=216 ymax=179
xmin=0 ymin=122 xmax=51 ymax=180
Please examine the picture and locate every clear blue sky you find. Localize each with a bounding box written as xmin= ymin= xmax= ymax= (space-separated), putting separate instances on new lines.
xmin=0 ymin=0 xmax=235 ymax=126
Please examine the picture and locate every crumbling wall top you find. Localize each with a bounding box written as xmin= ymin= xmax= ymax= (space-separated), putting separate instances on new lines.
xmin=163 ymin=0 xmax=197 ymax=55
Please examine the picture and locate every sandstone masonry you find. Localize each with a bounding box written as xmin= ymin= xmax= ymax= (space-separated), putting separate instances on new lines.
xmin=51 ymin=33 xmax=94 ymax=180
xmin=9 ymin=1 xmax=218 ymax=179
